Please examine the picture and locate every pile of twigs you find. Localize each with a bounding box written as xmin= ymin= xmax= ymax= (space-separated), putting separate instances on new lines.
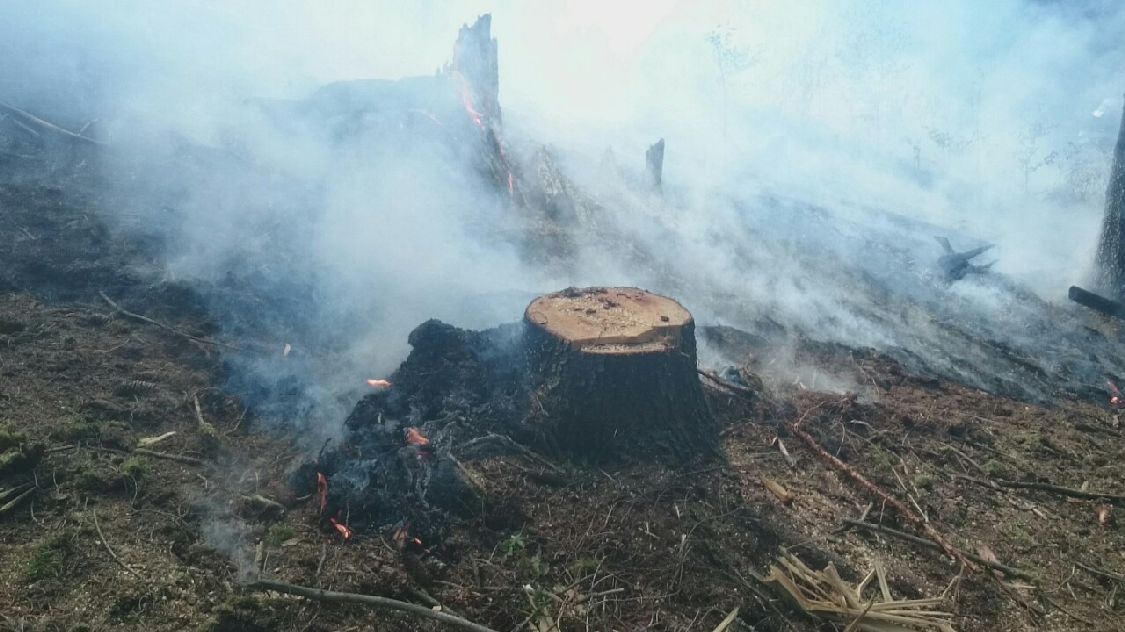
xmin=766 ymin=550 xmax=955 ymax=632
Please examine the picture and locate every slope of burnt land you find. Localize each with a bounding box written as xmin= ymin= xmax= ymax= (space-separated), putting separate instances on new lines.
xmin=2 ymin=150 xmax=1125 ymax=631
xmin=2 ymin=21 xmax=1125 ymax=632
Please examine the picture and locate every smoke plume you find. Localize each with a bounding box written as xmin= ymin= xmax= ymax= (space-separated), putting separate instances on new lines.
xmin=3 ymin=0 xmax=1125 ymax=432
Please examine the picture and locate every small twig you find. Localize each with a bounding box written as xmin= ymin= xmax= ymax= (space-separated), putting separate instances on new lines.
xmin=1042 ymin=593 xmax=1095 ymax=626
xmin=99 ymin=291 xmax=237 ymax=350
xmin=574 ymin=587 xmax=626 ymax=603
xmin=1075 ymin=561 xmax=1125 ymax=584
xmin=0 ymin=488 xmax=35 ymax=515
xmin=315 ymin=543 xmax=328 ymax=578
xmin=93 ymin=509 xmax=142 ymax=578
xmin=842 ymin=599 xmax=875 ymax=632
xmin=409 ymin=587 xmax=464 ymax=618
xmin=247 ymin=579 xmax=500 ymax=632
xmin=698 ymin=369 xmax=757 ymax=399
xmin=843 ymin=519 xmax=1034 ymax=581
xmin=990 ymin=479 xmax=1125 ymax=504
xmin=133 ymin=448 xmax=204 ymax=466
xmin=0 ymin=101 xmax=102 ymax=144
xmin=710 ymin=607 xmax=739 ymax=632
xmin=771 ymin=437 xmax=797 ymax=468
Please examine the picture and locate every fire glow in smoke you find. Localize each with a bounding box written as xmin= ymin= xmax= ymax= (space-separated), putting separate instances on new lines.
xmin=328 ymin=517 xmax=353 ymax=540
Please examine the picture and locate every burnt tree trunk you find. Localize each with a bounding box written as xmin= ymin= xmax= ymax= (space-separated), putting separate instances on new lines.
xmin=646 ymin=138 xmax=665 ymax=190
xmin=523 ymin=287 xmax=717 ymax=461
xmin=1094 ymin=96 xmax=1125 ymax=299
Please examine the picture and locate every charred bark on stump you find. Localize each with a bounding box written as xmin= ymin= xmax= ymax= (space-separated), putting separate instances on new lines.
xmin=1094 ymin=96 xmax=1125 ymax=299
xmin=646 ymin=138 xmax=665 ymax=191
xmin=523 ymin=287 xmax=717 ymax=461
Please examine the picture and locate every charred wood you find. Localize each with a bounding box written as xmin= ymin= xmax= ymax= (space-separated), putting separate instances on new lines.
xmin=646 ymin=138 xmax=665 ymax=190
xmin=1094 ymin=96 xmax=1125 ymax=299
xmin=1068 ymin=285 xmax=1125 ymax=319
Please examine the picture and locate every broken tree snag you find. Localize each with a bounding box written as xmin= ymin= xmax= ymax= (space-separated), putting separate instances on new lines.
xmin=646 ymin=138 xmax=665 ymax=190
xmin=1094 ymin=96 xmax=1125 ymax=299
xmin=523 ymin=287 xmax=718 ymax=461
xmin=451 ymin=14 xmax=500 ymax=124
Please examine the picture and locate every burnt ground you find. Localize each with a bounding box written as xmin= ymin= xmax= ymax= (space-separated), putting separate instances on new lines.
xmin=2 ymin=157 xmax=1125 ymax=632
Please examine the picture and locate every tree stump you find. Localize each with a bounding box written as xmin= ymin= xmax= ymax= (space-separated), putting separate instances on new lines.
xmin=523 ymin=287 xmax=718 ymax=461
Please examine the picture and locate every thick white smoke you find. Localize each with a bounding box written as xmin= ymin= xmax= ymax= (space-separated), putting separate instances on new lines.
xmin=2 ymin=0 xmax=1124 ymax=429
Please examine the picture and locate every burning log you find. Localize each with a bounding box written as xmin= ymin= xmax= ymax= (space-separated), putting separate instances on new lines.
xmin=646 ymin=138 xmax=665 ymax=190
xmin=1094 ymin=96 xmax=1125 ymax=299
xmin=523 ymin=287 xmax=718 ymax=461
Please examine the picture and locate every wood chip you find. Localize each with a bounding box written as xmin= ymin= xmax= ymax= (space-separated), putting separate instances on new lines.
xmin=761 ymin=476 xmax=795 ymax=505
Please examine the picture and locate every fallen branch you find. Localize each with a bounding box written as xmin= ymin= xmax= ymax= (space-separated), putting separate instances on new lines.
xmin=99 ymin=291 xmax=238 ymax=350
xmin=789 ymin=420 xmax=971 ymax=569
xmin=0 ymin=487 xmax=34 ymax=515
xmin=1068 ymin=286 xmax=1125 ymax=320
xmin=991 ymin=478 xmax=1125 ymax=504
xmin=1075 ymin=561 xmax=1125 ymax=584
xmin=93 ymin=509 xmax=142 ymax=578
xmin=843 ymin=519 xmax=1035 ymax=582
xmin=133 ymin=448 xmax=204 ymax=466
xmin=0 ymin=483 xmax=33 ymax=505
xmin=0 ymin=101 xmax=102 ymax=144
xmin=247 ymin=579 xmax=500 ymax=632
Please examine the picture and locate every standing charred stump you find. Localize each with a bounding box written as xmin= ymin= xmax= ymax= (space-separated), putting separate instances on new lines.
xmin=523 ymin=287 xmax=718 ymax=461
xmin=646 ymin=138 xmax=665 ymax=191
xmin=1094 ymin=96 xmax=1125 ymax=299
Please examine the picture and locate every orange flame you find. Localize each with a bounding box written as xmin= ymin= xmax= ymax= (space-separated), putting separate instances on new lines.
xmin=367 ymin=378 xmax=392 ymax=389
xmin=316 ymin=472 xmax=328 ymax=514
xmin=460 ymin=90 xmax=484 ymax=128
xmin=1108 ymin=380 xmax=1123 ymax=408
xmin=405 ymin=427 xmax=430 ymax=446
xmin=392 ymin=526 xmax=424 ymax=551
xmin=329 ymin=517 xmax=353 ymax=540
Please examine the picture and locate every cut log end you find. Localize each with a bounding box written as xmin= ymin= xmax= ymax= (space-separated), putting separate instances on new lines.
xmin=525 ymin=286 xmax=691 ymax=354
xmin=523 ymin=287 xmax=718 ymax=462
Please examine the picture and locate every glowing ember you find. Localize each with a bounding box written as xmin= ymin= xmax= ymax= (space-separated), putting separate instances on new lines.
xmin=329 ymin=517 xmax=353 ymax=540
xmin=367 ymin=378 xmax=392 ymax=389
xmin=460 ymin=90 xmax=484 ymax=127
xmin=392 ymin=526 xmax=424 ymax=551
xmin=405 ymin=427 xmax=430 ymax=446
xmin=1097 ymin=503 xmax=1113 ymax=527
xmin=1107 ymin=380 xmax=1123 ymax=408
xmin=316 ymin=472 xmax=328 ymax=514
